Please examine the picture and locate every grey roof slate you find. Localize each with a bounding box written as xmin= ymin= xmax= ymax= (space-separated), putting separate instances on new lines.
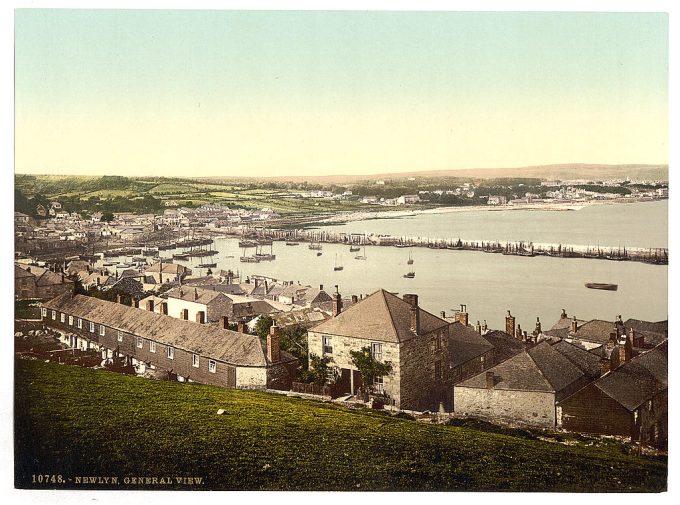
xmin=311 ymin=289 xmax=448 ymax=343
xmin=43 ymin=292 xmax=285 ymax=367
xmin=594 ymin=341 xmax=668 ymax=411
xmin=447 ymin=322 xmax=495 ymax=368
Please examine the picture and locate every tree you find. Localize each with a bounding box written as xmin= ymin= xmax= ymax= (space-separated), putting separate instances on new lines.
xmin=253 ymin=315 xmax=274 ymax=338
xmin=350 ymin=346 xmax=393 ymax=398
xmin=100 ymin=212 xmax=114 ymax=222
xmin=304 ymin=354 xmax=338 ymax=386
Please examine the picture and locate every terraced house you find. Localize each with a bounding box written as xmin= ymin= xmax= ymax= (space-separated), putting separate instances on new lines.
xmin=41 ymin=292 xmax=297 ymax=390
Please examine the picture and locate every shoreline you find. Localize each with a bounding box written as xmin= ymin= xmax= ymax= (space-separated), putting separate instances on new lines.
xmin=316 ymin=197 xmax=664 ymax=225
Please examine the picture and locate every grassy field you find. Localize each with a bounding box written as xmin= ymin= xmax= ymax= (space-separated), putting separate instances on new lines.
xmin=14 ymin=359 xmax=666 ymax=491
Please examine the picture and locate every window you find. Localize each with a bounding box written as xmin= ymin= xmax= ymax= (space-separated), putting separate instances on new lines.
xmin=192 ymin=354 xmax=200 ymax=368
xmin=167 ymin=346 xmax=174 ymax=359
xmin=149 ymin=341 xmax=156 ymax=353
xmin=77 ymin=318 xmax=82 ymax=329
xmin=322 ymin=336 xmax=333 ymax=355
xmin=60 ymin=313 xmax=65 ymax=323
xmin=99 ymin=325 xmax=106 ymax=337
xmin=117 ymin=330 xmax=123 ymax=342
xmin=68 ymin=315 xmax=74 ymax=326
xmin=41 ymin=308 xmax=47 ymax=318
xmin=51 ymin=310 xmax=56 ymax=320
xmin=434 ymin=360 xmax=442 ymax=380
xmin=136 ymin=337 xmax=143 ymax=348
xmin=434 ymin=333 xmax=441 ymax=350
xmin=373 ymin=376 xmax=384 ymax=392
xmin=209 ymin=360 xmax=216 ymax=373
xmin=89 ymin=321 xmax=95 ymax=333
xmin=371 ymin=342 xmax=382 ymax=361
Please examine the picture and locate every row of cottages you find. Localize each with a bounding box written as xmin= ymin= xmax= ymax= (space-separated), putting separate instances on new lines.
xmin=307 ymin=289 xmax=519 ymax=412
xmin=15 ymin=263 xmax=74 ymax=300
xmin=41 ymin=292 xmax=298 ymax=390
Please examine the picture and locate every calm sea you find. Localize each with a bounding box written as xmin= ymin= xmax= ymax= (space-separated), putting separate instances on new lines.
xmin=106 ymin=200 xmax=669 ymax=333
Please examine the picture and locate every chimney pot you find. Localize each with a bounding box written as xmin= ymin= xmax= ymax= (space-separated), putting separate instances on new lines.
xmin=475 ymin=320 xmax=482 ymax=334
xmin=440 ymin=311 xmax=446 ymax=318
xmin=561 ymin=308 xmax=567 ymax=319
xmin=319 ymin=284 xmax=323 ymax=291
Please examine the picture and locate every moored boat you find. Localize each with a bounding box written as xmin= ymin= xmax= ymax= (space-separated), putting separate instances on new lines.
xmin=585 ymin=283 xmax=618 ymax=291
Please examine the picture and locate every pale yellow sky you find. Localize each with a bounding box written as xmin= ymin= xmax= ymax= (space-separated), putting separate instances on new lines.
xmin=14 ymin=10 xmax=668 ymax=177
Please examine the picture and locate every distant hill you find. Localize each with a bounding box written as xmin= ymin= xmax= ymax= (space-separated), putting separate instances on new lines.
xmin=225 ymin=163 xmax=668 ymax=184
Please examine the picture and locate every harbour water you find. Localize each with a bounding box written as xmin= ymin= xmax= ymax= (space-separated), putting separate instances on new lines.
xmin=317 ymin=200 xmax=668 ymax=249
xmin=102 ymin=200 xmax=669 ymax=333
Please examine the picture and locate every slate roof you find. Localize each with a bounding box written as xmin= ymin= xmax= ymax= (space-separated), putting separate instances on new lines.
xmin=448 ymin=322 xmax=495 ymax=368
xmin=15 ymin=264 xmax=34 ymax=279
xmin=623 ymin=318 xmax=668 ymax=347
xmin=572 ymin=319 xmax=618 ymax=344
xmin=593 ymin=341 xmax=668 ymax=411
xmin=43 ymin=293 xmax=287 ymax=367
xmin=550 ymin=340 xmax=603 ymax=379
xmin=232 ymin=300 xmax=278 ymax=319
xmin=145 ymin=262 xmax=191 ymax=275
xmin=481 ymin=330 xmax=525 ymax=364
xmin=311 ymin=289 xmax=448 ymax=343
xmin=457 ymin=341 xmax=585 ymax=393
xmin=165 ymin=286 xmax=229 ymax=305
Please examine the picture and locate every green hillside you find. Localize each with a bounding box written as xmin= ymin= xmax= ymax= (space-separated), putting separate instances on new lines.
xmin=14 ymin=359 xmax=667 ymax=491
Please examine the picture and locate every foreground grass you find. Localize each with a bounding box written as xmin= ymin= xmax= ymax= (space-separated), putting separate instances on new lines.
xmin=15 ymin=359 xmax=667 ymax=491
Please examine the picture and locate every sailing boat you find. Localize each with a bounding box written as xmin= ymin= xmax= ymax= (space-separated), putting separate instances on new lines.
xmin=407 ymin=250 xmax=414 ymax=265
xmin=355 ymin=245 xmax=367 ymax=260
xmin=334 ymin=254 xmax=344 ymax=271
xmin=403 ymin=266 xmax=415 ymax=279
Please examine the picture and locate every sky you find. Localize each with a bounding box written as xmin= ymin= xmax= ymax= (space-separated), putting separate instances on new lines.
xmin=14 ymin=9 xmax=668 ymax=177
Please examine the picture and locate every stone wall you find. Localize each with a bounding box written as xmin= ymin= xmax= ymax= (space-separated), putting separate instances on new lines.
xmin=454 ymin=386 xmax=556 ymax=428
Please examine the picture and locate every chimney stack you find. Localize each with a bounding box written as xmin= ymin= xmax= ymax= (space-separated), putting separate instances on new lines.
xmin=117 ymin=294 xmax=123 ymax=304
xmin=146 ymin=299 xmax=155 ymax=312
xmin=485 ymin=371 xmax=494 ymax=389
xmin=196 ymin=311 xmax=205 ymax=324
xmin=194 ymin=288 xmax=199 ymax=301
xmin=160 ymin=302 xmax=168 ymax=315
xmin=332 ymin=285 xmax=343 ymax=317
xmin=618 ymin=332 xmax=633 ymax=363
xmin=440 ymin=311 xmax=446 ymax=319
xmin=630 ymin=327 xmax=644 ymax=348
xmin=319 ymin=284 xmax=323 ymax=291
xmin=237 ymin=321 xmax=247 ymax=333
xmin=351 ymin=295 xmax=358 ymax=304
xmin=570 ymin=316 xmax=578 ymax=333
xmin=515 ymin=324 xmax=523 ymax=341
xmin=403 ymin=294 xmax=420 ymax=335
xmin=267 ymin=324 xmax=281 ymax=363
xmin=534 ymin=317 xmax=542 ymax=336
xmin=221 ymin=316 xmax=229 ymax=329
xmin=505 ymin=310 xmax=516 ymax=338
xmin=600 ymin=357 xmax=611 ymax=375
xmin=482 ymin=320 xmax=488 ymax=333
xmin=456 ymin=304 xmax=469 ymax=326
xmin=475 ymin=321 xmax=482 ymax=334
xmin=561 ymin=308 xmax=568 ymax=319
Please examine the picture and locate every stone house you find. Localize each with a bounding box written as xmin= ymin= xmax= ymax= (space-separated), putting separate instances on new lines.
xmin=307 ymin=289 xmax=450 ymax=411
xmin=558 ymin=341 xmax=667 ymax=449
xmin=453 ymin=341 xmax=591 ymax=428
xmin=41 ymin=292 xmax=298 ymax=390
